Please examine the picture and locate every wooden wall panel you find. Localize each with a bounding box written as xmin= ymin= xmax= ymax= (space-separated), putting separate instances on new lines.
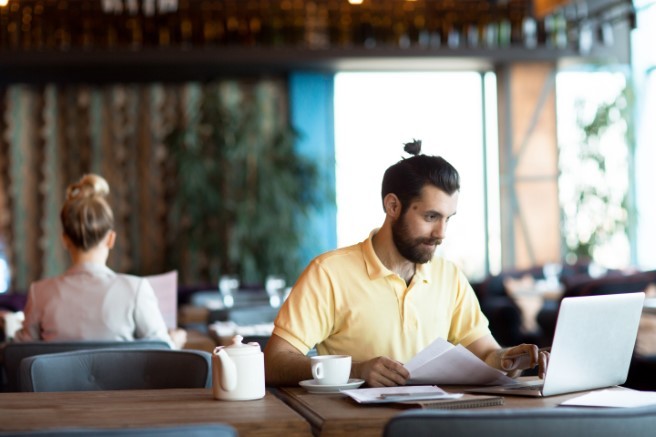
xmin=497 ymin=62 xmax=561 ymax=269
xmin=0 ymin=80 xmax=290 ymax=291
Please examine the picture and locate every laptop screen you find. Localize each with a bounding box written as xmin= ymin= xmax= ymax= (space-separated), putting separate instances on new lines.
xmin=541 ymin=292 xmax=645 ymax=396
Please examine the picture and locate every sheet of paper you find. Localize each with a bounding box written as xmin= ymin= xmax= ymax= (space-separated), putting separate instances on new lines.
xmin=146 ymin=270 xmax=178 ymax=329
xmin=405 ymin=335 xmax=454 ymax=370
xmin=404 ymin=337 xmax=515 ymax=385
xmin=561 ymin=389 xmax=656 ymax=408
xmin=341 ymin=385 xmax=462 ymax=404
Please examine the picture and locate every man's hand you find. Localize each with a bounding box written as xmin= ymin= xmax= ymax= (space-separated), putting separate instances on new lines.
xmin=352 ymin=356 xmax=409 ymax=387
xmin=468 ymin=335 xmax=549 ymax=378
xmin=499 ymin=344 xmax=550 ymax=378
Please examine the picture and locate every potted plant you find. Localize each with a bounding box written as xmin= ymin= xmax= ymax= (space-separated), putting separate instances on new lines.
xmin=164 ymin=80 xmax=325 ymax=287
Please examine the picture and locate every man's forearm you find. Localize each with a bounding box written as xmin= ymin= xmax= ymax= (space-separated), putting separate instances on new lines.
xmin=264 ymin=349 xmax=313 ymax=386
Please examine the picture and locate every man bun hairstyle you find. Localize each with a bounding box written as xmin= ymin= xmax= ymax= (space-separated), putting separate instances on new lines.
xmin=403 ymin=139 xmax=422 ymax=156
xmin=60 ymin=174 xmax=114 ymax=251
xmin=381 ymin=139 xmax=460 ymax=213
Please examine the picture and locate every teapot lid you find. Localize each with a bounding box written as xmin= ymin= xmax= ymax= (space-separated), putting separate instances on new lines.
xmin=217 ymin=335 xmax=261 ymax=356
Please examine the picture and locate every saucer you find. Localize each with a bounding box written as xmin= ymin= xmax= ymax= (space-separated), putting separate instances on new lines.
xmin=299 ymin=378 xmax=365 ymax=394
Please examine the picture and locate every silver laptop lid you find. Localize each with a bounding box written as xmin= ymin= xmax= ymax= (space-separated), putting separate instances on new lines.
xmin=542 ymin=292 xmax=645 ymax=396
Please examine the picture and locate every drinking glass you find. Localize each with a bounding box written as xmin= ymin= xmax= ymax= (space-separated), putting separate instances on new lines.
xmin=265 ymin=275 xmax=286 ymax=308
xmin=219 ymin=275 xmax=240 ymax=308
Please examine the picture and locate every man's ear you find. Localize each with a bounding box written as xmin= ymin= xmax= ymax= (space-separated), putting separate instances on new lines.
xmin=105 ymin=230 xmax=116 ymax=249
xmin=383 ymin=193 xmax=402 ymax=219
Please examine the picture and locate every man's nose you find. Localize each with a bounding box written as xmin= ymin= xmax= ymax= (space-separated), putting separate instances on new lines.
xmin=432 ymin=220 xmax=447 ymax=239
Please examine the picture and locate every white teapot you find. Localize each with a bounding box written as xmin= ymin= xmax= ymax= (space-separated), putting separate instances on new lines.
xmin=212 ymin=335 xmax=265 ymax=401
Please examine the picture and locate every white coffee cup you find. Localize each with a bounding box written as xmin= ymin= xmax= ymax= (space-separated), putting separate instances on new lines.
xmin=310 ymin=355 xmax=351 ymax=386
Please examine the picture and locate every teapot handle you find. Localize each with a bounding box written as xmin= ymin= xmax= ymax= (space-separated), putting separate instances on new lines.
xmin=216 ymin=348 xmax=238 ymax=392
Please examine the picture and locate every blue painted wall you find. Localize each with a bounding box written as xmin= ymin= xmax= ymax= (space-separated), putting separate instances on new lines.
xmin=289 ymin=72 xmax=337 ymax=270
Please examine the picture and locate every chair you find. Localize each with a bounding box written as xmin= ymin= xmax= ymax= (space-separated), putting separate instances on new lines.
xmin=383 ymin=405 xmax=656 ymax=437
xmin=1 ymin=340 xmax=171 ymax=392
xmin=0 ymin=424 xmax=237 ymax=437
xmin=19 ymin=348 xmax=212 ymax=392
xmin=472 ymin=264 xmax=569 ymax=348
xmin=538 ymin=270 xmax=656 ymax=338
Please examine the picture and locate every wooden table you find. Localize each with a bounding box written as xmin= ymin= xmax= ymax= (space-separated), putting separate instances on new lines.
xmin=0 ymin=388 xmax=311 ymax=436
xmin=272 ymin=385 xmax=616 ymax=437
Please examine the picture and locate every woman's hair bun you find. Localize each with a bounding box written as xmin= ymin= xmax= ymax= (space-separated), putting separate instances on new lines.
xmin=403 ymin=139 xmax=422 ymax=156
xmin=66 ymin=173 xmax=110 ymax=201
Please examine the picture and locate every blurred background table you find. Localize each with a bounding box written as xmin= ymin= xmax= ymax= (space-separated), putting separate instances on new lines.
xmin=178 ymin=287 xmax=281 ymax=352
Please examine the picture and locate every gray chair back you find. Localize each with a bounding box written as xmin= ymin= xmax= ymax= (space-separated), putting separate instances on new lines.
xmin=383 ymin=405 xmax=656 ymax=437
xmin=2 ymin=340 xmax=171 ymax=392
xmin=19 ymin=348 xmax=211 ymax=392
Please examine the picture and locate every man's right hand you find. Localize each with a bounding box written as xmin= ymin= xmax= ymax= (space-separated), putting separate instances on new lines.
xmin=353 ymin=356 xmax=409 ymax=387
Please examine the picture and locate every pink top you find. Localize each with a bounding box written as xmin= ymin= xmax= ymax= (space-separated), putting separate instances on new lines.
xmin=14 ymin=262 xmax=172 ymax=346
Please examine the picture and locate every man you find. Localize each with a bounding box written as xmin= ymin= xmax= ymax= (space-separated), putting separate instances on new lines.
xmin=264 ymin=146 xmax=548 ymax=387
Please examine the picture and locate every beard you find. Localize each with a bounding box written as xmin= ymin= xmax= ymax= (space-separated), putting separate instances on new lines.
xmin=391 ymin=214 xmax=441 ymax=264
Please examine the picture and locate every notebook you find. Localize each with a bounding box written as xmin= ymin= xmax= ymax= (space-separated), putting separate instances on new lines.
xmin=403 ymin=394 xmax=504 ymax=410
xmin=466 ymin=292 xmax=645 ymax=397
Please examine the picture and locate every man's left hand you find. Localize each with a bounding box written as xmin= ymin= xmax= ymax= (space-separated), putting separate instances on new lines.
xmin=500 ymin=344 xmax=550 ymax=378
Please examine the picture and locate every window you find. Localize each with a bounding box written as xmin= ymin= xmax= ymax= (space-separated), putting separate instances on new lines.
xmin=556 ymin=70 xmax=631 ymax=269
xmin=334 ymin=72 xmax=498 ymax=280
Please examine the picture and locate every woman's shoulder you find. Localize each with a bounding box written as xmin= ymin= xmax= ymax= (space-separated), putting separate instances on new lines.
xmin=114 ymin=272 xmax=150 ymax=289
xmin=29 ymin=274 xmax=65 ymax=292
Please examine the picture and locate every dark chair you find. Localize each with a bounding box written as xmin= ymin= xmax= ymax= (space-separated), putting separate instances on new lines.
xmin=0 ymin=292 xmax=28 ymax=313
xmin=1 ymin=340 xmax=171 ymax=392
xmin=383 ymin=405 xmax=656 ymax=437
xmin=537 ymin=270 xmax=656 ymax=346
xmin=626 ymin=354 xmax=656 ymax=391
xmin=472 ymin=265 xmax=547 ymax=347
xmin=19 ymin=348 xmax=211 ymax=392
xmin=0 ymin=424 xmax=237 ymax=437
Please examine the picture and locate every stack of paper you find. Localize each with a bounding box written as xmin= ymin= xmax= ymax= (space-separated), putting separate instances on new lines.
xmin=341 ymin=386 xmax=505 ymax=409
xmin=341 ymin=385 xmax=462 ymax=404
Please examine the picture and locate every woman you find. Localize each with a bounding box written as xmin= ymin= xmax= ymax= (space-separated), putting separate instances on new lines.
xmin=14 ymin=174 xmax=182 ymax=348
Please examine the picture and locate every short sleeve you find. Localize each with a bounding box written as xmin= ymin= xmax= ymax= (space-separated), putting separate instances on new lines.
xmin=447 ymin=268 xmax=491 ymax=347
xmin=272 ymin=258 xmax=335 ymax=354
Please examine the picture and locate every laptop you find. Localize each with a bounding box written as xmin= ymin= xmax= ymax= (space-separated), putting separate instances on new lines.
xmin=467 ymin=292 xmax=645 ymax=397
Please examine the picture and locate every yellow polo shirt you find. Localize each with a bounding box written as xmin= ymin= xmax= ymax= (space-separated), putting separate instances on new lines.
xmin=273 ymin=232 xmax=491 ymax=363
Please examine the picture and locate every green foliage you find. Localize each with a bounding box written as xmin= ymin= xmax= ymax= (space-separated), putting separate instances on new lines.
xmin=563 ymin=82 xmax=633 ymax=262
xmin=165 ymin=81 xmax=323 ymax=285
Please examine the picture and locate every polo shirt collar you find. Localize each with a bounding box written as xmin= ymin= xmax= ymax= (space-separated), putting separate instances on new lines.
xmin=363 ymin=231 xmax=391 ymax=280
xmin=362 ymin=229 xmax=432 ymax=284
xmin=414 ymin=260 xmax=432 ymax=285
